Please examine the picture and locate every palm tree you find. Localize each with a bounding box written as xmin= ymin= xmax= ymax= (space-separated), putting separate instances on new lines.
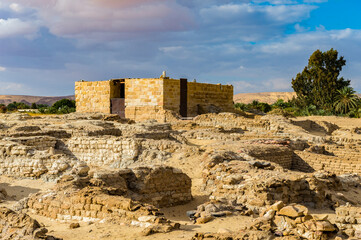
xmin=333 ymin=87 xmax=358 ymax=114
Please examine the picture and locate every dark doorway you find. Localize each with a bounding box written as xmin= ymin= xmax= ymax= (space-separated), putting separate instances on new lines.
xmin=120 ymin=82 xmax=125 ymax=98
xmin=111 ymin=79 xmax=125 ymax=117
xmin=180 ymin=78 xmax=188 ymax=117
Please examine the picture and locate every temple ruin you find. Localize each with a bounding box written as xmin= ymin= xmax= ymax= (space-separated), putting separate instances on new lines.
xmin=75 ymin=74 xmax=234 ymax=121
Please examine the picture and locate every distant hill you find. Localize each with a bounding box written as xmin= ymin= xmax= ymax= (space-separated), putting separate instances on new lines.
xmin=234 ymin=92 xmax=361 ymax=104
xmin=0 ymin=95 xmax=75 ymax=106
xmin=234 ymin=92 xmax=297 ymax=104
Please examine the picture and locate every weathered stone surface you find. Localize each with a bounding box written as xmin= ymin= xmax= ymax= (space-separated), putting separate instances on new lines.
xmin=0 ymin=207 xmax=60 ymax=240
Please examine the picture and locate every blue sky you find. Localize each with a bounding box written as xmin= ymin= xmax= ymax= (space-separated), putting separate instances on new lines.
xmin=0 ymin=0 xmax=360 ymax=96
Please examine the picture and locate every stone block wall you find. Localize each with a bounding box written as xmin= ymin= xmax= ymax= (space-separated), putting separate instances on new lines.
xmin=76 ymin=78 xmax=234 ymax=120
xmin=125 ymin=78 xmax=164 ymax=121
xmin=75 ymin=81 xmax=112 ymax=113
xmin=125 ymin=106 xmax=165 ymax=122
xmin=163 ymin=80 xmax=234 ymax=117
xmin=163 ymin=78 xmax=180 ymax=112
xmin=187 ymin=82 xmax=233 ymax=117
xmin=125 ymin=78 xmax=163 ymax=107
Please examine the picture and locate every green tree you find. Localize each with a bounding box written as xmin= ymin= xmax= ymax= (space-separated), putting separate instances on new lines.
xmin=333 ymin=86 xmax=358 ymax=114
xmin=52 ymin=99 xmax=76 ymax=110
xmin=31 ymin=103 xmax=37 ymax=109
xmin=292 ymin=48 xmax=350 ymax=111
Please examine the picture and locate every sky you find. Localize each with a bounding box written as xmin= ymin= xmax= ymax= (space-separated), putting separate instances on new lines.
xmin=0 ymin=0 xmax=361 ymax=96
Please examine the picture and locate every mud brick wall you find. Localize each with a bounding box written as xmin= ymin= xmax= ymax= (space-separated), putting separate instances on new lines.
xmin=187 ymin=82 xmax=234 ymax=117
xmin=130 ymin=166 xmax=192 ymax=207
xmin=3 ymin=136 xmax=57 ymax=151
xmin=27 ymin=191 xmax=156 ymax=223
xmin=335 ymin=206 xmax=361 ymax=238
xmin=326 ymin=144 xmax=361 ymax=161
xmin=293 ymin=150 xmax=361 ymax=175
xmin=75 ymin=81 xmax=112 ymax=114
xmin=65 ymin=137 xmax=141 ymax=168
xmin=245 ymin=145 xmax=294 ymax=169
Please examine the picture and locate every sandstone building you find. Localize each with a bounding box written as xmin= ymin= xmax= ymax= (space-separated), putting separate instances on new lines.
xmin=75 ymin=75 xmax=234 ymax=121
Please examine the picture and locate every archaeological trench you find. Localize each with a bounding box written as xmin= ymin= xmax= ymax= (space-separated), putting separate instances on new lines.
xmin=0 ymin=111 xmax=360 ymax=239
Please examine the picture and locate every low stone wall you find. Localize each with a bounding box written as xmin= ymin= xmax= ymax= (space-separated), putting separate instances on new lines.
xmin=193 ymin=113 xmax=265 ymax=130
xmin=245 ymin=145 xmax=293 ymax=169
xmin=65 ymin=137 xmax=141 ymax=167
xmin=3 ymin=136 xmax=57 ymax=151
xmin=293 ymin=150 xmax=361 ymax=175
xmin=28 ymin=189 xmax=154 ymax=222
xmin=27 ymin=166 xmax=191 ymax=231
xmin=335 ymin=205 xmax=361 ymax=238
xmin=130 ymin=166 xmax=192 ymax=207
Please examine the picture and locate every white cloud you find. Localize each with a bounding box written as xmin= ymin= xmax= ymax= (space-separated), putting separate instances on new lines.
xmin=200 ymin=3 xmax=316 ymax=24
xmin=9 ymin=3 xmax=23 ymax=13
xmin=5 ymin=0 xmax=195 ymax=39
xmin=0 ymin=66 xmax=6 ymax=71
xmin=0 ymin=82 xmax=26 ymax=94
xmin=331 ymin=28 xmax=353 ymax=40
xmin=231 ymin=81 xmax=258 ymax=92
xmin=0 ymin=18 xmax=38 ymax=38
xmin=264 ymin=78 xmax=290 ymax=90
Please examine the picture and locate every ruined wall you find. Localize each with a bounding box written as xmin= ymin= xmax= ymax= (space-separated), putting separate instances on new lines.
xmin=75 ymin=81 xmax=112 ymax=114
xmin=246 ymin=145 xmax=293 ymax=169
xmin=65 ymin=137 xmax=141 ymax=168
xmin=0 ymin=139 xmax=78 ymax=178
xmin=125 ymin=78 xmax=165 ymax=121
xmin=130 ymin=167 xmax=192 ymax=207
xmin=187 ymin=82 xmax=234 ymax=117
xmin=293 ymin=150 xmax=361 ymax=175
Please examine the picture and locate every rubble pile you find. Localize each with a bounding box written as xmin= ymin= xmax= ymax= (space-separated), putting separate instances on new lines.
xmin=0 ymin=207 xmax=60 ymax=240
xmin=201 ymin=150 xmax=361 ymax=210
xmin=335 ymin=204 xmax=361 ymax=238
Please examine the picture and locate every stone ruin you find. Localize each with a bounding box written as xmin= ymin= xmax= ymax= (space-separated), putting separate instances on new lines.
xmin=25 ymin=166 xmax=189 ymax=235
xmin=0 ymin=111 xmax=360 ymax=239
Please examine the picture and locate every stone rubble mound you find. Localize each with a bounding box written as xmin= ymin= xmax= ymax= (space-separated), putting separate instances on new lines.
xmin=0 ymin=206 xmax=61 ymax=240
